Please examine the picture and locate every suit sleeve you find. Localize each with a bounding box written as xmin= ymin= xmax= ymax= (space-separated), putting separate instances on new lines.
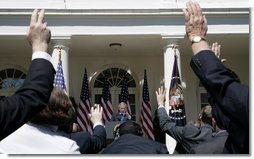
xmin=159 ymin=144 xmax=169 ymax=154
xmin=0 ymin=59 xmax=55 ymax=140
xmin=70 ymin=125 xmax=106 ymax=154
xmin=157 ymin=107 xmax=183 ymax=142
xmin=190 ymin=50 xmax=249 ymax=129
xmin=87 ymin=125 xmax=107 ymax=154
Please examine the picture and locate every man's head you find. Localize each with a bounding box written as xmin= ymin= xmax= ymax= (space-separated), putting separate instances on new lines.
xmin=118 ymin=102 xmax=127 ymax=114
xmin=30 ymin=87 xmax=75 ymax=126
xmin=199 ymin=105 xmax=213 ymax=126
xmin=117 ymin=121 xmax=143 ymax=137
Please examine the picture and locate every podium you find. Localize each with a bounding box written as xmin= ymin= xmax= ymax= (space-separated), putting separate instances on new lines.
xmin=105 ymin=121 xmax=121 ymax=139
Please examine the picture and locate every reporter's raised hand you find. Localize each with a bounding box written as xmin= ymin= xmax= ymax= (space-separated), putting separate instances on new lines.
xmin=183 ymin=1 xmax=210 ymax=55
xmin=211 ymin=42 xmax=227 ymax=63
xmin=27 ymin=9 xmax=51 ymax=53
xmin=183 ymin=1 xmax=207 ymax=41
xmin=155 ymin=86 xmax=166 ymax=107
xmin=90 ymin=104 xmax=103 ymax=125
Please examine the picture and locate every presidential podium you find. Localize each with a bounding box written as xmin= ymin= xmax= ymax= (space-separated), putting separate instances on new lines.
xmin=105 ymin=121 xmax=121 ymax=144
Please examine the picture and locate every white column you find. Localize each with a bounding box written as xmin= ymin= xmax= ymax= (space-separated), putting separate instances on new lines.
xmin=51 ymin=37 xmax=70 ymax=95
xmin=162 ymin=36 xmax=183 ymax=112
xmin=161 ymin=35 xmax=183 ymax=154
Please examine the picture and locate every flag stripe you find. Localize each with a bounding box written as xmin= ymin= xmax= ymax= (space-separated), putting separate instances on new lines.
xmin=77 ymin=68 xmax=93 ymax=134
xmin=101 ymin=77 xmax=113 ymax=123
xmin=141 ymin=102 xmax=153 ymax=130
xmin=119 ymin=75 xmax=132 ymax=115
xmin=140 ymin=70 xmax=154 ymax=140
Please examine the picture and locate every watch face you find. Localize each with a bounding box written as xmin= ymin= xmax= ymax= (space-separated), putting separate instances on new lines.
xmin=193 ymin=36 xmax=201 ymax=42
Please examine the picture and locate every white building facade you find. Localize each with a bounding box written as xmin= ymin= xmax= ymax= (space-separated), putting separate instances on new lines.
xmin=0 ymin=0 xmax=249 ymax=149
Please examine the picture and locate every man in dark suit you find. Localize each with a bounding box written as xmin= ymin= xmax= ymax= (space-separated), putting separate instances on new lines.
xmin=0 ymin=9 xmax=54 ymax=141
xmin=68 ymin=125 xmax=106 ymax=154
xmin=61 ymin=105 xmax=107 ymax=154
xmin=156 ymin=87 xmax=214 ymax=154
xmin=102 ymin=121 xmax=169 ymax=154
xmin=183 ymin=1 xmax=249 ymax=153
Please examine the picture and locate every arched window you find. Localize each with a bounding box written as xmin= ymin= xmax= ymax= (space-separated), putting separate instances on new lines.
xmin=92 ymin=67 xmax=137 ymax=121
xmin=197 ymin=81 xmax=209 ymax=109
xmin=0 ymin=66 xmax=26 ymax=98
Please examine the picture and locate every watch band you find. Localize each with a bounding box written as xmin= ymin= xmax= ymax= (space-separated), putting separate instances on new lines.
xmin=191 ymin=36 xmax=206 ymax=44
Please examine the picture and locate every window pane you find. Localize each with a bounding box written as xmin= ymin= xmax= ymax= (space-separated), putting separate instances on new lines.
xmin=20 ymin=74 xmax=26 ymax=79
xmin=102 ymin=69 xmax=110 ymax=77
xmin=111 ymin=68 xmax=118 ymax=76
xmin=200 ymin=92 xmax=209 ymax=109
xmin=94 ymin=73 xmax=105 ymax=88
xmin=200 ymin=93 xmax=208 ymax=103
xmin=6 ymin=69 xmax=14 ymax=78
xmin=128 ymin=79 xmax=136 ymax=87
xmin=95 ymin=94 xmax=102 ymax=105
xmin=0 ymin=70 xmax=6 ymax=79
xmin=118 ymin=69 xmax=126 ymax=78
xmin=129 ymin=94 xmax=136 ymax=121
xmin=14 ymin=70 xmax=23 ymax=78
xmin=108 ymin=77 xmax=114 ymax=86
xmin=0 ymin=68 xmax=26 ymax=91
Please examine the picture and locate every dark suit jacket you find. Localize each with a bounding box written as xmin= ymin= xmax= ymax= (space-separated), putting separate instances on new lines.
xmin=62 ymin=125 xmax=106 ymax=154
xmin=157 ymin=107 xmax=213 ymax=154
xmin=190 ymin=50 xmax=249 ymax=153
xmin=0 ymin=59 xmax=55 ymax=141
xmin=102 ymin=134 xmax=169 ymax=154
xmin=189 ymin=130 xmax=229 ymax=154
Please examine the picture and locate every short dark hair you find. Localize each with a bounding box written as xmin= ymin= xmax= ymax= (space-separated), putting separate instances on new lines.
xmin=118 ymin=121 xmax=143 ymax=136
xmin=30 ymin=87 xmax=75 ymax=126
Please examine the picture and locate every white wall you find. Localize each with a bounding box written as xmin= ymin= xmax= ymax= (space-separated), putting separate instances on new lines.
xmin=0 ymin=0 xmax=248 ymax=9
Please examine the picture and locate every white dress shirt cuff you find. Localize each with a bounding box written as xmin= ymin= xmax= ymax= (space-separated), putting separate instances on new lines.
xmin=158 ymin=105 xmax=165 ymax=109
xmin=32 ymin=51 xmax=52 ymax=63
xmin=93 ymin=121 xmax=104 ymax=128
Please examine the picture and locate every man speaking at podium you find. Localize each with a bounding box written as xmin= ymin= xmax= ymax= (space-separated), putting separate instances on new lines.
xmin=110 ymin=102 xmax=132 ymax=122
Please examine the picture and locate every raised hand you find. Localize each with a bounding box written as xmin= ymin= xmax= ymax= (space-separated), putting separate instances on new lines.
xmin=27 ymin=9 xmax=51 ymax=53
xmin=211 ymin=42 xmax=227 ymax=63
xmin=90 ymin=104 xmax=103 ymax=124
xmin=155 ymin=86 xmax=166 ymax=107
xmin=183 ymin=1 xmax=207 ymax=41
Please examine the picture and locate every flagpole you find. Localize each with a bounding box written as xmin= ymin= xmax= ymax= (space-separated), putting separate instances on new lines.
xmin=52 ymin=44 xmax=70 ymax=95
xmin=57 ymin=46 xmax=62 ymax=61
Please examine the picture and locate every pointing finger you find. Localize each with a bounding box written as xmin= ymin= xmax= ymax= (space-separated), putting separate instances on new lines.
xmin=30 ymin=9 xmax=38 ymax=26
xmin=37 ymin=9 xmax=45 ymax=24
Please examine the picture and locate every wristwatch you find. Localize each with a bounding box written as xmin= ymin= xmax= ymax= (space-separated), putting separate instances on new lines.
xmin=191 ymin=36 xmax=206 ymax=44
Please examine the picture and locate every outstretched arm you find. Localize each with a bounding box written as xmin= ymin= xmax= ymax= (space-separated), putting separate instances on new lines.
xmin=0 ymin=9 xmax=55 ymax=140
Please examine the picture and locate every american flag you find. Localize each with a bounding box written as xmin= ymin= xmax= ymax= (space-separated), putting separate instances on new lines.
xmin=101 ymin=76 xmax=113 ymax=122
xmin=77 ymin=68 xmax=93 ymax=134
xmin=140 ymin=70 xmax=154 ymax=140
xmin=169 ymin=54 xmax=186 ymax=126
xmin=119 ymin=75 xmax=131 ymax=115
xmin=53 ymin=53 xmax=67 ymax=92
